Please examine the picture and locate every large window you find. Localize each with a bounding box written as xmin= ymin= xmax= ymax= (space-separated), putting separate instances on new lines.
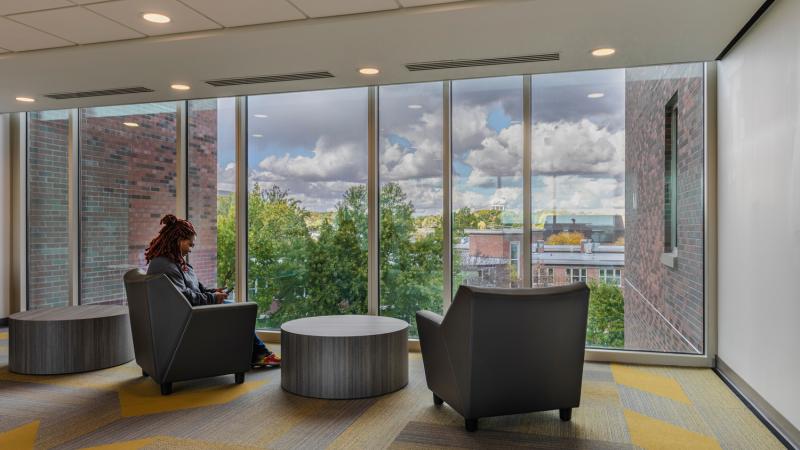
xmin=378 ymin=82 xmax=444 ymax=336
xmin=21 ymin=62 xmax=706 ymax=357
xmin=27 ymin=110 xmax=70 ymax=309
xmin=452 ymin=76 xmax=523 ymax=291
xmin=187 ymin=98 xmax=236 ymax=294
xmin=80 ymin=102 xmax=177 ymax=305
xmin=247 ymin=89 xmax=368 ymax=329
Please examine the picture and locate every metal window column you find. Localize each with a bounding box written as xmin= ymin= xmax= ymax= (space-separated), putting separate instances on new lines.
xmin=176 ymin=102 xmax=188 ymax=219
xmin=67 ymin=109 xmax=80 ymax=306
xmin=9 ymin=113 xmax=27 ymax=313
xmin=235 ymin=97 xmax=248 ymax=303
xmin=368 ymin=86 xmax=379 ymax=315
xmin=522 ymin=75 xmax=532 ymax=288
xmin=442 ymin=81 xmax=453 ymax=310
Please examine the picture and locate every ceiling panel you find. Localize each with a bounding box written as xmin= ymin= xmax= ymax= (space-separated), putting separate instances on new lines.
xmin=10 ymin=7 xmax=145 ymax=45
xmin=0 ymin=0 xmax=72 ymax=16
xmin=87 ymin=0 xmax=222 ymax=36
xmin=0 ymin=16 xmax=74 ymax=51
xmin=397 ymin=0 xmax=464 ymax=7
xmin=180 ymin=0 xmax=305 ymax=27
xmin=291 ymin=0 xmax=398 ymax=18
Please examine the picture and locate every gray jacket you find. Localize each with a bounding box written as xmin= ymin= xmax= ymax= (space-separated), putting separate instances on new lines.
xmin=146 ymin=255 xmax=216 ymax=306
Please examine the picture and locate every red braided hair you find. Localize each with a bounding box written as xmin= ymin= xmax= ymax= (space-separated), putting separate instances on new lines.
xmin=145 ymin=214 xmax=196 ymax=272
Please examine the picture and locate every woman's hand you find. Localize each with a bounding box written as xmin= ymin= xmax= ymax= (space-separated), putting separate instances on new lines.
xmin=214 ymin=292 xmax=229 ymax=303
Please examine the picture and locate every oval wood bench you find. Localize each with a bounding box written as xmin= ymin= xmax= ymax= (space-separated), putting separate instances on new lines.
xmin=9 ymin=305 xmax=134 ymax=375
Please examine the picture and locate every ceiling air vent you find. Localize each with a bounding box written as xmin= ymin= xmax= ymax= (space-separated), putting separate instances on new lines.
xmin=405 ymin=53 xmax=560 ymax=71
xmin=205 ymin=71 xmax=334 ymax=87
xmin=44 ymin=86 xmax=154 ymax=100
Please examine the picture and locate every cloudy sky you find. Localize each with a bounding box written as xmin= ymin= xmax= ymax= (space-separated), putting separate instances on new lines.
xmin=215 ymin=68 xmax=625 ymax=218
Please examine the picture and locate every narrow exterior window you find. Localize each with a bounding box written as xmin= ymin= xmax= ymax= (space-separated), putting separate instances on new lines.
xmin=664 ymin=95 xmax=679 ymax=255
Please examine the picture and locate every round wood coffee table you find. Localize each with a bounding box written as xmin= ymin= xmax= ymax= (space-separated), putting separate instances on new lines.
xmin=281 ymin=315 xmax=408 ymax=399
xmin=9 ymin=305 xmax=134 ymax=375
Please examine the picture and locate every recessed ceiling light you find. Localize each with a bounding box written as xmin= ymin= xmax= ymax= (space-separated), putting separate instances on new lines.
xmin=123 ymin=122 xmax=139 ymax=127
xmin=16 ymin=96 xmax=35 ymax=102
xmin=591 ymin=48 xmax=616 ymax=57
xmin=587 ymin=92 xmax=605 ymax=99
xmin=407 ymin=104 xmax=422 ymax=109
xmin=142 ymin=12 xmax=171 ymax=24
xmin=359 ymin=67 xmax=380 ymax=75
xmin=170 ymin=83 xmax=190 ymax=91
xmin=253 ymin=114 xmax=268 ymax=118
xmin=252 ymin=134 xmax=263 ymax=138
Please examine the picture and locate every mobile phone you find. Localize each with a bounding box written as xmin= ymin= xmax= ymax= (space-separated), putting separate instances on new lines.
xmin=224 ymin=286 xmax=235 ymax=294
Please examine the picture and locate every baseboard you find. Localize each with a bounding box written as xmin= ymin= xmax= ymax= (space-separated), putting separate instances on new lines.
xmin=715 ymin=357 xmax=799 ymax=449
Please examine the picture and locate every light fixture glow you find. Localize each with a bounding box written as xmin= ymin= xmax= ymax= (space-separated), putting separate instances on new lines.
xmin=253 ymin=114 xmax=268 ymax=118
xmin=252 ymin=134 xmax=263 ymax=138
xmin=587 ymin=92 xmax=605 ymax=99
xmin=142 ymin=12 xmax=171 ymax=23
xmin=123 ymin=122 xmax=139 ymax=127
xmin=15 ymin=96 xmax=35 ymax=102
xmin=407 ymin=104 xmax=422 ymax=109
xmin=591 ymin=48 xmax=616 ymax=57
xmin=359 ymin=67 xmax=380 ymax=75
xmin=170 ymin=83 xmax=190 ymax=91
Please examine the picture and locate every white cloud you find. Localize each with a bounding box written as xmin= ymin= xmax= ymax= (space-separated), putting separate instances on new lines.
xmin=532 ymin=119 xmax=624 ymax=178
xmin=256 ymin=137 xmax=367 ymax=183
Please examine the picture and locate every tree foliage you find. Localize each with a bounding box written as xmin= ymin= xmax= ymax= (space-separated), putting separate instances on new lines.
xmin=586 ymin=280 xmax=625 ymax=348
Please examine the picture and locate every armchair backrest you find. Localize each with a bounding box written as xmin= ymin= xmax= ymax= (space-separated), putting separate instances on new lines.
xmin=123 ymin=269 xmax=192 ymax=380
xmin=442 ymin=283 xmax=590 ymax=418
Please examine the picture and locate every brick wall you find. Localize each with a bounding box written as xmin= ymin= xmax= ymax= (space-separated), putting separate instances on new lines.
xmin=27 ymin=112 xmax=70 ymax=309
xmin=624 ymin=63 xmax=705 ymax=353
xmin=80 ymin=108 xmax=177 ymax=305
xmin=27 ymin=104 xmax=221 ymax=308
xmin=187 ymin=100 xmax=219 ymax=287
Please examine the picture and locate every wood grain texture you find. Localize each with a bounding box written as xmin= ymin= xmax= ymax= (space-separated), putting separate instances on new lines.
xmin=9 ymin=305 xmax=134 ymax=375
xmin=281 ymin=315 xmax=408 ymax=399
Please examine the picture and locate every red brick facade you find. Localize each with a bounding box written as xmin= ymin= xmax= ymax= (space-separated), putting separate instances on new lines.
xmin=27 ymin=112 xmax=70 ymax=308
xmin=624 ymin=63 xmax=705 ymax=353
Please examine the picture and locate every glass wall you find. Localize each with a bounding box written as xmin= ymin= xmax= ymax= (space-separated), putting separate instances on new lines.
xmin=79 ymin=102 xmax=178 ymax=305
xmin=187 ymin=98 xmax=236 ymax=294
xmin=247 ymin=88 xmax=368 ymax=329
xmin=378 ymin=82 xmax=444 ymax=336
xmin=27 ymin=110 xmax=70 ymax=309
xmin=451 ymin=76 xmax=523 ymax=292
xmin=531 ymin=69 xmax=626 ymax=349
xmin=22 ymin=63 xmax=705 ymax=355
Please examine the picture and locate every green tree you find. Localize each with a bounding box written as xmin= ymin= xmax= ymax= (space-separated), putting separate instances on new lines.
xmin=586 ymin=280 xmax=625 ymax=348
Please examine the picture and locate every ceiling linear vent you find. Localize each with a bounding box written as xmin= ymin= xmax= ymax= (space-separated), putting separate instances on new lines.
xmin=44 ymin=87 xmax=155 ymax=100
xmin=405 ymin=53 xmax=560 ymax=71
xmin=205 ymin=71 xmax=335 ymax=87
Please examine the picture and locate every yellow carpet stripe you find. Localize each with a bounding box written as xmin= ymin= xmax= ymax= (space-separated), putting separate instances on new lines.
xmin=0 ymin=332 xmax=8 ymax=340
xmin=118 ymin=379 xmax=266 ymax=417
xmin=624 ymin=409 xmax=720 ymax=449
xmin=611 ymin=364 xmax=691 ymax=404
xmin=0 ymin=420 xmax=39 ymax=450
xmin=81 ymin=437 xmax=158 ymax=450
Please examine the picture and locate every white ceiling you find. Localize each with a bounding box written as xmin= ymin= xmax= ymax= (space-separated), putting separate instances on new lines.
xmin=0 ymin=0 xmax=764 ymax=113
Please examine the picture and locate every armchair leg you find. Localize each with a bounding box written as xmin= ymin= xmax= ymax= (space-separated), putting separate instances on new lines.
xmin=433 ymin=393 xmax=443 ymax=405
xmin=559 ymin=408 xmax=572 ymax=421
xmin=465 ymin=418 xmax=478 ymax=432
xmin=160 ymin=382 xmax=173 ymax=396
xmin=235 ymin=372 xmax=245 ymax=384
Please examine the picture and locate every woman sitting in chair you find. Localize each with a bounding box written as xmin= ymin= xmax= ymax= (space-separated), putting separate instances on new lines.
xmin=145 ymin=214 xmax=281 ymax=367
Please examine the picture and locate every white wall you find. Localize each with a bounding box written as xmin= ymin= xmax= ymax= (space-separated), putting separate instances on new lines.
xmin=0 ymin=114 xmax=10 ymax=320
xmin=718 ymin=0 xmax=800 ymax=430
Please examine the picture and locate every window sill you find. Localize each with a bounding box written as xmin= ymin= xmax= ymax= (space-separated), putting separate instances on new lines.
xmin=660 ymin=249 xmax=678 ymax=268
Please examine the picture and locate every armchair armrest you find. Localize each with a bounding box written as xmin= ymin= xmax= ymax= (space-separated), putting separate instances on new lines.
xmin=163 ymin=302 xmax=257 ymax=382
xmin=416 ymin=310 xmax=461 ymax=409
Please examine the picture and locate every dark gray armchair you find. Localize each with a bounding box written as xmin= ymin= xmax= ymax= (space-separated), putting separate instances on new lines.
xmin=416 ymin=283 xmax=590 ymax=431
xmin=123 ymin=269 xmax=257 ymax=395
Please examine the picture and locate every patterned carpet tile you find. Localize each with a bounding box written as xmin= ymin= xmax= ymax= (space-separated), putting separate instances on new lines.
xmin=0 ymin=329 xmax=787 ymax=450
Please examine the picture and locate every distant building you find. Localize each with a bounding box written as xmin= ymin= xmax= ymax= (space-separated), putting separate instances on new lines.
xmin=456 ymin=228 xmax=624 ymax=289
